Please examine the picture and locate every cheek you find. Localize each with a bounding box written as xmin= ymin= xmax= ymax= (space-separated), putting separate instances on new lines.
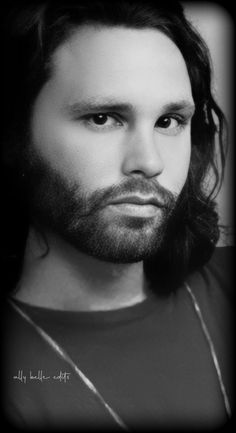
xmin=159 ymin=135 xmax=191 ymax=193
xmin=66 ymin=142 xmax=121 ymax=191
xmin=31 ymin=116 xmax=122 ymax=192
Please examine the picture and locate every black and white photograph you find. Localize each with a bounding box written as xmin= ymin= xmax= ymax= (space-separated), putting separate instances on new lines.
xmin=1 ymin=1 xmax=234 ymax=431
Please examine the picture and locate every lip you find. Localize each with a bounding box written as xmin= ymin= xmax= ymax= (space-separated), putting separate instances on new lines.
xmin=107 ymin=195 xmax=164 ymax=207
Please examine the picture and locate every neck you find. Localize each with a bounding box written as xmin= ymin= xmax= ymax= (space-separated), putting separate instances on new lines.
xmin=14 ymin=226 xmax=148 ymax=311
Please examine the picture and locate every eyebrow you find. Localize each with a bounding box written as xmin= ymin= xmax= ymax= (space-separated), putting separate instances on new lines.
xmin=64 ymin=97 xmax=195 ymax=116
xmin=64 ymin=98 xmax=133 ymax=115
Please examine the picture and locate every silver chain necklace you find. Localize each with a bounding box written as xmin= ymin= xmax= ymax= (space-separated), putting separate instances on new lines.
xmin=8 ymin=283 xmax=231 ymax=429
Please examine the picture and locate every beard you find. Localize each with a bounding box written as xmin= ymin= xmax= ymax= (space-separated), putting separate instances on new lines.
xmin=24 ymin=149 xmax=179 ymax=264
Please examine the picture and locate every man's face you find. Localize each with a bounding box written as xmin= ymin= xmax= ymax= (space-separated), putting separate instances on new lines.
xmin=27 ymin=26 xmax=195 ymax=263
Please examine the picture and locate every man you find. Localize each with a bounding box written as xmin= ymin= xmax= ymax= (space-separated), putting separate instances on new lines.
xmin=1 ymin=0 xmax=233 ymax=431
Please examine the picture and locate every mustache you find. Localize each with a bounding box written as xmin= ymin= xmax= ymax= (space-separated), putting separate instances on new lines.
xmin=77 ymin=178 xmax=178 ymax=216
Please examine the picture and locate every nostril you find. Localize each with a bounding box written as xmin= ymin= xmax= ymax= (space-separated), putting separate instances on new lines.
xmin=131 ymin=170 xmax=147 ymax=175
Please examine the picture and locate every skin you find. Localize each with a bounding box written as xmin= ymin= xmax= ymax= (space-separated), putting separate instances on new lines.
xmin=15 ymin=26 xmax=195 ymax=311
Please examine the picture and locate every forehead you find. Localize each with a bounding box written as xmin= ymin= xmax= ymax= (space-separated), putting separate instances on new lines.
xmin=49 ymin=25 xmax=193 ymax=109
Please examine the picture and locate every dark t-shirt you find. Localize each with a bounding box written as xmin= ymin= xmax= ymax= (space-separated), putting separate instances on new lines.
xmin=1 ymin=247 xmax=233 ymax=431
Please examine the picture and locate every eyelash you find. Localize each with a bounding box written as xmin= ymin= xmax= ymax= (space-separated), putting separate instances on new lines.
xmin=81 ymin=112 xmax=188 ymax=135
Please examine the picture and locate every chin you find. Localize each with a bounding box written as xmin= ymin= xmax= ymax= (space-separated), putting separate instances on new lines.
xmin=67 ymin=226 xmax=165 ymax=264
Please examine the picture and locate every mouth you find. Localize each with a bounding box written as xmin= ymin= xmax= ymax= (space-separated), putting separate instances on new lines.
xmin=105 ymin=195 xmax=165 ymax=218
xmin=107 ymin=195 xmax=165 ymax=207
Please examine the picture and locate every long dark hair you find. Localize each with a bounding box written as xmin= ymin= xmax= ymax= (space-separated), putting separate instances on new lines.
xmin=1 ymin=0 xmax=228 ymax=293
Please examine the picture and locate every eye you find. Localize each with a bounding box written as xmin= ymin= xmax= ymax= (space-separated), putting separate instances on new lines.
xmin=157 ymin=117 xmax=177 ymax=128
xmin=155 ymin=115 xmax=186 ymax=136
xmin=82 ymin=113 xmax=122 ymax=130
xmin=91 ymin=114 xmax=110 ymax=125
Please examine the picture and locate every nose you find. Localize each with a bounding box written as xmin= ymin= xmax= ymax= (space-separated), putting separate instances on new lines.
xmin=121 ymin=128 xmax=164 ymax=178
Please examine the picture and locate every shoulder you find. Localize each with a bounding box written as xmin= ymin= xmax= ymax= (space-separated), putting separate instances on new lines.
xmin=187 ymin=246 xmax=234 ymax=320
xmin=2 ymin=301 xmax=66 ymax=429
xmin=186 ymin=246 xmax=234 ymax=311
xmin=186 ymin=247 xmax=234 ymax=405
xmin=2 ymin=300 xmax=118 ymax=430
